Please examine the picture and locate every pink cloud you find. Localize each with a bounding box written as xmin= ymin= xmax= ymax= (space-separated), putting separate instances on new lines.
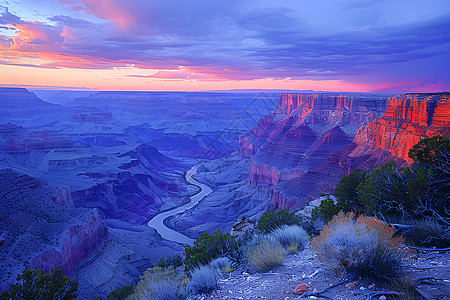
xmin=60 ymin=0 xmax=136 ymax=29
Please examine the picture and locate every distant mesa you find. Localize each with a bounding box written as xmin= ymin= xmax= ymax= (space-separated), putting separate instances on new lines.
xmin=0 ymin=88 xmax=60 ymax=116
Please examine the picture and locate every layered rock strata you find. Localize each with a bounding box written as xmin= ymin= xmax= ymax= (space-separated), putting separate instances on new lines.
xmin=238 ymin=93 xmax=389 ymax=208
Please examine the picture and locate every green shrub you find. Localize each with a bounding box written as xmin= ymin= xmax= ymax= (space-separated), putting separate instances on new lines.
xmin=358 ymin=136 xmax=450 ymax=222
xmin=311 ymin=197 xmax=339 ymax=223
xmin=245 ymin=236 xmax=286 ymax=273
xmin=257 ymin=209 xmax=302 ymax=234
xmin=270 ymin=225 xmax=309 ymax=252
xmin=107 ymin=285 xmax=134 ymax=300
xmin=408 ymin=135 xmax=450 ymax=164
xmin=358 ymin=161 xmax=427 ymax=217
xmin=187 ymin=266 xmax=219 ymax=294
xmin=404 ymin=219 xmax=450 ymax=248
xmin=0 ymin=267 xmax=78 ymax=300
xmin=184 ymin=229 xmax=241 ymax=273
xmin=334 ymin=169 xmax=366 ymax=213
xmin=131 ymin=267 xmax=187 ymax=300
xmin=156 ymin=254 xmax=183 ymax=269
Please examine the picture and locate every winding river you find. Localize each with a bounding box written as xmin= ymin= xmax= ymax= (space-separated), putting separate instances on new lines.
xmin=147 ymin=164 xmax=212 ymax=246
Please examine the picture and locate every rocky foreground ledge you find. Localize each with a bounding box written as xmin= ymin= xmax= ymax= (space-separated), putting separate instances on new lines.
xmin=195 ymin=247 xmax=449 ymax=300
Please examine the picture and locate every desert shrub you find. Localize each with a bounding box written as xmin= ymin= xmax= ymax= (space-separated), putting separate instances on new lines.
xmin=311 ymin=196 xmax=339 ymax=223
xmin=257 ymin=209 xmax=302 ymax=234
xmin=131 ymin=267 xmax=187 ymax=300
xmin=107 ymin=285 xmax=134 ymax=300
xmin=187 ymin=266 xmax=219 ymax=294
xmin=270 ymin=225 xmax=309 ymax=252
xmin=404 ymin=219 xmax=450 ymax=248
xmin=245 ymin=236 xmax=286 ymax=272
xmin=351 ymin=243 xmax=405 ymax=283
xmin=359 ymin=136 xmax=450 ymax=222
xmin=311 ymin=212 xmax=404 ymax=275
xmin=156 ymin=254 xmax=183 ymax=269
xmin=334 ymin=169 xmax=366 ymax=213
xmin=0 ymin=267 xmax=78 ymax=300
xmin=409 ymin=135 xmax=450 ymax=164
xmin=358 ymin=161 xmax=428 ymax=217
xmin=184 ymin=229 xmax=241 ymax=273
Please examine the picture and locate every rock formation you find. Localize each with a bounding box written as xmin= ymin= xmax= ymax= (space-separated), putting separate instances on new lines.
xmin=0 ymin=88 xmax=61 ymax=117
xmin=238 ymin=93 xmax=388 ymax=209
xmin=271 ymin=93 xmax=450 ymax=209
xmin=0 ymin=172 xmax=107 ymax=288
xmin=31 ymin=209 xmax=107 ymax=275
xmin=352 ymin=93 xmax=450 ymax=163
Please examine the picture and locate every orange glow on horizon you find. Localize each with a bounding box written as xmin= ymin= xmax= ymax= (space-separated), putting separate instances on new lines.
xmin=0 ymin=64 xmax=380 ymax=92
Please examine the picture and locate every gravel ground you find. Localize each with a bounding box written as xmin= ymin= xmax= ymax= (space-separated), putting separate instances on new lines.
xmin=190 ymin=247 xmax=450 ymax=300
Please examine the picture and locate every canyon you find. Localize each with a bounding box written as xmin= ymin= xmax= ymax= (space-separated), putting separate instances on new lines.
xmin=1 ymin=88 xmax=449 ymax=298
xmin=240 ymin=93 xmax=450 ymax=209
xmin=168 ymin=92 xmax=450 ymax=238
xmin=0 ymin=87 xmax=276 ymax=297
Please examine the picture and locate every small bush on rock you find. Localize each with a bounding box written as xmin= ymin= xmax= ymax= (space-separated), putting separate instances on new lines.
xmin=0 ymin=267 xmax=78 ymax=300
xmin=184 ymin=229 xmax=241 ymax=273
xmin=270 ymin=225 xmax=309 ymax=252
xmin=187 ymin=266 xmax=219 ymax=294
xmin=311 ymin=197 xmax=339 ymax=223
xmin=156 ymin=254 xmax=183 ymax=269
xmin=245 ymin=236 xmax=286 ymax=272
xmin=312 ymin=212 xmax=404 ymax=275
xmin=209 ymin=257 xmax=234 ymax=274
xmin=257 ymin=209 xmax=302 ymax=234
xmin=107 ymin=285 xmax=134 ymax=300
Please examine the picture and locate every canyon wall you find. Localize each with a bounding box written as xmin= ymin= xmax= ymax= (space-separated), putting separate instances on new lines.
xmin=244 ymin=93 xmax=450 ymax=210
xmin=352 ymin=93 xmax=450 ymax=163
xmin=32 ymin=209 xmax=107 ymax=275
xmin=238 ymin=93 xmax=389 ymax=209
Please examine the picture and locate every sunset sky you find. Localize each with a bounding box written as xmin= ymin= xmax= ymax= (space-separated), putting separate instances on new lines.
xmin=0 ymin=0 xmax=449 ymax=92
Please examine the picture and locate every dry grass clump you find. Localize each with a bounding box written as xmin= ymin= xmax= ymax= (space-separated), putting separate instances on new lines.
xmin=404 ymin=219 xmax=450 ymax=248
xmin=270 ymin=225 xmax=309 ymax=252
xmin=311 ymin=212 xmax=405 ymax=279
xmin=245 ymin=236 xmax=286 ymax=273
xmin=187 ymin=266 xmax=219 ymax=294
xmin=353 ymin=243 xmax=405 ymax=284
xmin=130 ymin=267 xmax=187 ymax=300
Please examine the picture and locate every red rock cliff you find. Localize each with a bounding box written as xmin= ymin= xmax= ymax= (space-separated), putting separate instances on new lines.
xmin=353 ymin=93 xmax=450 ymax=163
xmin=239 ymin=93 xmax=388 ymax=209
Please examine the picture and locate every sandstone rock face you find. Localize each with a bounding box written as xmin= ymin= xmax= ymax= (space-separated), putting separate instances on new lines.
xmin=0 ymin=172 xmax=107 ymax=288
xmin=238 ymin=93 xmax=388 ymax=209
xmin=353 ymin=93 xmax=450 ymax=163
xmin=32 ymin=209 xmax=107 ymax=275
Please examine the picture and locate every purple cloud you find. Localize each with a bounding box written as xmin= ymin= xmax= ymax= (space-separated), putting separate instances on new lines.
xmin=0 ymin=0 xmax=449 ymax=91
